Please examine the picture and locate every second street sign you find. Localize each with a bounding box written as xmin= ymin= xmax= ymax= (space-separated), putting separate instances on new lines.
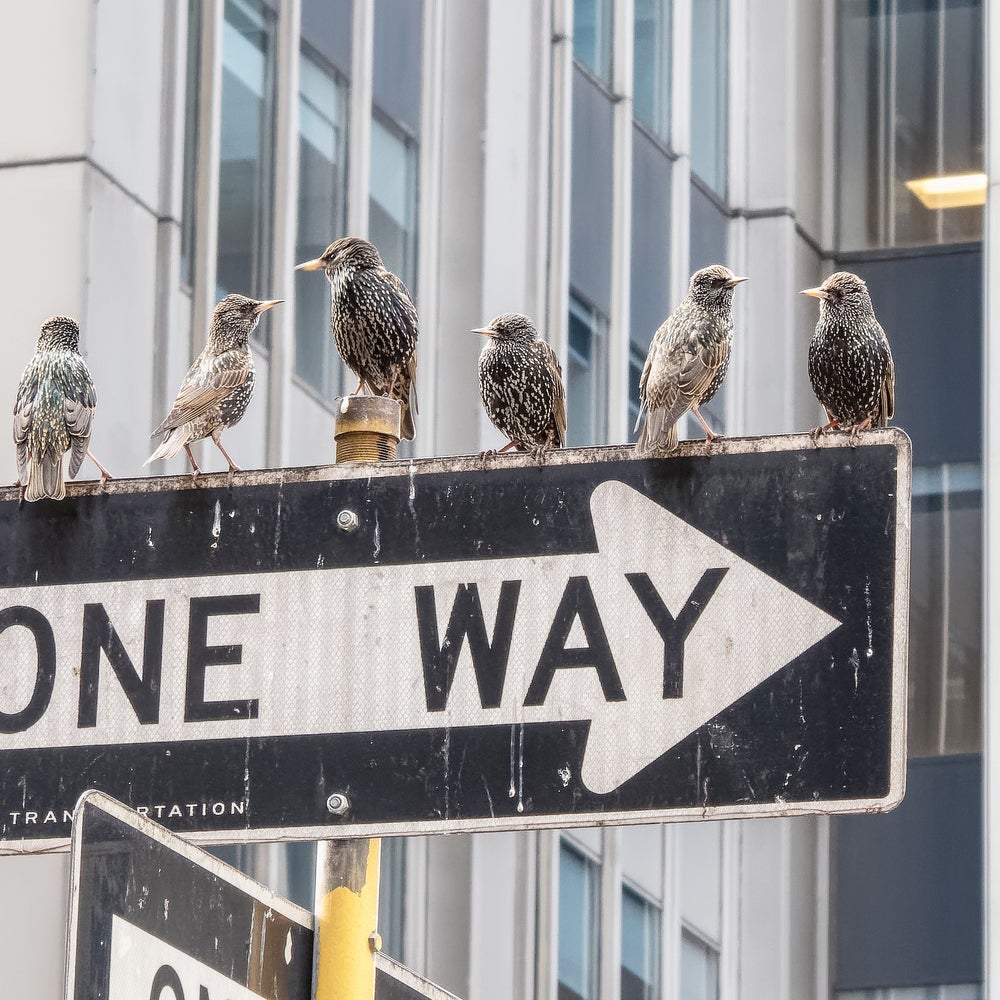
xmin=0 ymin=431 xmax=909 ymax=848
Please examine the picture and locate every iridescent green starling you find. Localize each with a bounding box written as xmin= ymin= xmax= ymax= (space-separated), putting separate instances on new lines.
xmin=472 ymin=312 xmax=566 ymax=459
xmin=296 ymin=237 xmax=419 ymax=440
xmin=802 ymin=271 xmax=895 ymax=440
xmin=146 ymin=294 xmax=282 ymax=479
xmin=13 ymin=316 xmax=111 ymax=502
xmin=634 ymin=265 xmax=748 ymax=458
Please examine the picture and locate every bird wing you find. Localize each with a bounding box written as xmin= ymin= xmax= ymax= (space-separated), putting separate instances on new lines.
xmin=12 ymin=362 xmax=37 ymax=482
xmin=152 ymin=353 xmax=251 ymax=436
xmin=876 ymin=321 xmax=895 ymax=424
xmin=646 ymin=314 xmax=729 ymax=426
xmin=57 ymin=356 xmax=97 ymax=479
xmin=533 ymin=340 xmax=567 ymax=448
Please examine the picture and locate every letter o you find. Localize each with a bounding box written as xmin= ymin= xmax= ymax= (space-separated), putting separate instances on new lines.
xmin=0 ymin=607 xmax=56 ymax=734
xmin=149 ymin=964 xmax=185 ymax=1000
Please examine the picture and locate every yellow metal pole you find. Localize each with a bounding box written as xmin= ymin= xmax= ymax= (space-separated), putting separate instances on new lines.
xmin=312 ymin=393 xmax=401 ymax=1000
xmin=313 ymin=838 xmax=382 ymax=1000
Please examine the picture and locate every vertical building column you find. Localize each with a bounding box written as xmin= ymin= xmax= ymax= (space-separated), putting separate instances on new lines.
xmin=982 ymin=0 xmax=1000 ymax=989
xmin=669 ymin=0 xmax=692 ymax=306
xmin=347 ymin=0 xmax=374 ymax=238
xmin=607 ymin=0 xmax=634 ymax=443
xmin=547 ymin=0 xmax=574 ymax=368
xmin=267 ymin=0 xmax=302 ymax=467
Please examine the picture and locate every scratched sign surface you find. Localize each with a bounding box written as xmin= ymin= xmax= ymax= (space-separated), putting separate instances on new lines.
xmin=0 ymin=432 xmax=909 ymax=848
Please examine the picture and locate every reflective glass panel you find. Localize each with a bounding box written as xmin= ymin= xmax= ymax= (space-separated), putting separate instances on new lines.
xmin=180 ymin=0 xmax=202 ymax=287
xmin=680 ymin=929 xmax=719 ymax=1000
xmin=567 ymin=292 xmax=609 ymax=447
xmin=621 ymin=887 xmax=661 ymax=1000
xmin=558 ymin=842 xmax=601 ymax=1000
xmin=690 ymin=0 xmax=728 ymax=196
xmin=217 ymin=0 xmax=277 ymax=343
xmin=633 ymin=0 xmax=670 ymax=140
xmin=574 ymin=0 xmax=614 ymax=82
xmin=294 ymin=45 xmax=350 ymax=399
xmin=369 ymin=115 xmax=418 ymax=291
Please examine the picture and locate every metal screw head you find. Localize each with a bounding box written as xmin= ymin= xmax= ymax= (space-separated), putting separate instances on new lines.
xmin=336 ymin=509 xmax=359 ymax=533
xmin=369 ymin=932 xmax=383 ymax=953
xmin=326 ymin=792 xmax=350 ymax=815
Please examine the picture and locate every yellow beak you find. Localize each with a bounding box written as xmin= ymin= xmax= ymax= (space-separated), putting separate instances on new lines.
xmin=470 ymin=327 xmax=495 ymax=337
xmin=801 ymin=287 xmax=830 ymax=300
xmin=724 ymin=275 xmax=749 ymax=288
xmin=295 ymin=258 xmax=325 ymax=271
xmin=253 ymin=299 xmax=284 ymax=315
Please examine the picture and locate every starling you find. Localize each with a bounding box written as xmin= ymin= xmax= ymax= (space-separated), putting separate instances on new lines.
xmin=801 ymin=271 xmax=894 ymax=441
xmin=634 ymin=264 xmax=748 ymax=457
xmin=13 ymin=316 xmax=111 ymax=501
xmin=296 ymin=237 xmax=418 ymax=440
xmin=145 ymin=294 xmax=282 ymax=479
xmin=472 ymin=312 xmax=566 ymax=460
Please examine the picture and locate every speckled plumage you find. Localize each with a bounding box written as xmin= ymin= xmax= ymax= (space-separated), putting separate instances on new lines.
xmin=146 ymin=294 xmax=282 ymax=476
xmin=13 ymin=316 xmax=101 ymax=501
xmin=634 ymin=265 xmax=747 ymax=457
xmin=474 ymin=313 xmax=566 ymax=455
xmin=802 ymin=271 xmax=894 ymax=437
xmin=297 ymin=237 xmax=419 ymax=440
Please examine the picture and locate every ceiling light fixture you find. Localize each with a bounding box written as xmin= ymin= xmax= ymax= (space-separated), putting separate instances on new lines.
xmin=905 ymin=171 xmax=988 ymax=210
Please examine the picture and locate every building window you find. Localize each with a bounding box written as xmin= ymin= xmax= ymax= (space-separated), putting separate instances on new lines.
xmin=294 ymin=45 xmax=350 ymax=399
xmin=907 ymin=462 xmax=982 ymax=755
xmin=836 ymin=0 xmax=984 ymax=251
xmin=369 ymin=114 xmax=419 ymax=292
xmin=558 ymin=841 xmax=601 ymax=1000
xmin=633 ymin=0 xmax=671 ymax=141
xmin=216 ymin=0 xmax=277 ymax=342
xmin=690 ymin=0 xmax=728 ymax=197
xmin=621 ymin=886 xmax=661 ymax=1000
xmin=180 ymin=0 xmax=202 ymax=288
xmin=838 ymin=986 xmax=983 ymax=1000
xmin=680 ymin=928 xmax=719 ymax=1000
xmin=378 ymin=837 xmax=406 ymax=961
xmin=574 ymin=0 xmax=614 ymax=83
xmin=567 ymin=292 xmax=609 ymax=447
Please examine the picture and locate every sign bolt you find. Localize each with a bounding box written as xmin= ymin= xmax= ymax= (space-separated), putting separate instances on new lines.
xmin=369 ymin=932 xmax=383 ymax=953
xmin=326 ymin=792 xmax=351 ymax=815
xmin=337 ymin=509 xmax=360 ymax=533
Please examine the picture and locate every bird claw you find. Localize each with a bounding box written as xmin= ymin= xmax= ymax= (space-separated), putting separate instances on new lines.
xmin=478 ymin=449 xmax=497 ymax=468
xmin=530 ymin=445 xmax=550 ymax=467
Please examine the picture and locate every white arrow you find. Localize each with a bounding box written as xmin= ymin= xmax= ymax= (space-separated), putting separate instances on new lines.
xmin=0 ymin=482 xmax=840 ymax=794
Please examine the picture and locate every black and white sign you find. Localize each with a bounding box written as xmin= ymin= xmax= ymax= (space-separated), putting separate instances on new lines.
xmin=65 ymin=790 xmax=313 ymax=1000
xmin=66 ymin=791 xmax=463 ymax=1000
xmin=0 ymin=432 xmax=910 ymax=846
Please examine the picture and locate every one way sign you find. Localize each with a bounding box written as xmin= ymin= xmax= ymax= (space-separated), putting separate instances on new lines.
xmin=0 ymin=431 xmax=909 ymax=848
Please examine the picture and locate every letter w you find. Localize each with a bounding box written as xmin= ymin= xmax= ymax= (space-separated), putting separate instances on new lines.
xmin=415 ymin=581 xmax=520 ymax=711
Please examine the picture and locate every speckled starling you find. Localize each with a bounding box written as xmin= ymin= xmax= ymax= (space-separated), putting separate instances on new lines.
xmin=634 ymin=264 xmax=748 ymax=458
xmin=296 ymin=237 xmax=419 ymax=440
xmin=802 ymin=271 xmax=894 ymax=440
xmin=473 ymin=312 xmax=566 ymax=459
xmin=13 ymin=316 xmax=111 ymax=501
xmin=145 ymin=294 xmax=282 ymax=478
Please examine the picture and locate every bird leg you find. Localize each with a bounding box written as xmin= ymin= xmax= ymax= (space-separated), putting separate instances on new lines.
xmin=211 ymin=436 xmax=242 ymax=484
xmin=87 ymin=450 xmax=113 ymax=484
xmin=691 ymin=405 xmax=723 ymax=443
xmin=529 ymin=444 xmax=551 ymax=467
xmin=846 ymin=415 xmax=873 ymax=446
xmin=809 ymin=418 xmax=839 ymax=445
xmin=183 ymin=444 xmax=203 ymax=479
xmin=478 ymin=440 xmax=518 ymax=466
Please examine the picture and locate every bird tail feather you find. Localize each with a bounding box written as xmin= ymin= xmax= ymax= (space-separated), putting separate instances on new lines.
xmin=145 ymin=430 xmax=186 ymax=465
xmin=25 ymin=450 xmax=65 ymax=502
xmin=634 ymin=409 xmax=679 ymax=458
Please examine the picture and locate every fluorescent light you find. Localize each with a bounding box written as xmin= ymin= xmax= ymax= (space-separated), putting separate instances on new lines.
xmin=905 ymin=172 xmax=987 ymax=210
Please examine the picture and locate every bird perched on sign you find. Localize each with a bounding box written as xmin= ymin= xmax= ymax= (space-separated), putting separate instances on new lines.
xmin=145 ymin=293 xmax=282 ymax=480
xmin=634 ymin=264 xmax=748 ymax=458
xmin=13 ymin=316 xmax=111 ymax=501
xmin=472 ymin=312 xmax=567 ymax=461
xmin=801 ymin=271 xmax=894 ymax=441
xmin=295 ymin=237 xmax=419 ymax=440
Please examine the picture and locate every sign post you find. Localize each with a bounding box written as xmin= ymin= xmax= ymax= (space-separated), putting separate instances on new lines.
xmin=0 ymin=430 xmax=910 ymax=849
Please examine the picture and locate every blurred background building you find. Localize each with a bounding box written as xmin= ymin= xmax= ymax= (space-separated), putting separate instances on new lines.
xmin=0 ymin=0 xmax=987 ymax=997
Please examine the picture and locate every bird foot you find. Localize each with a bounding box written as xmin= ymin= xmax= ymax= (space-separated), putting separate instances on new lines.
xmin=846 ymin=418 xmax=873 ymax=446
xmin=529 ymin=445 xmax=551 ymax=467
xmin=703 ymin=432 xmax=724 ymax=454
xmin=478 ymin=449 xmax=498 ymax=467
xmin=16 ymin=481 xmax=25 ymax=508
xmin=226 ymin=466 xmax=241 ymax=486
xmin=809 ymin=419 xmax=839 ymax=446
